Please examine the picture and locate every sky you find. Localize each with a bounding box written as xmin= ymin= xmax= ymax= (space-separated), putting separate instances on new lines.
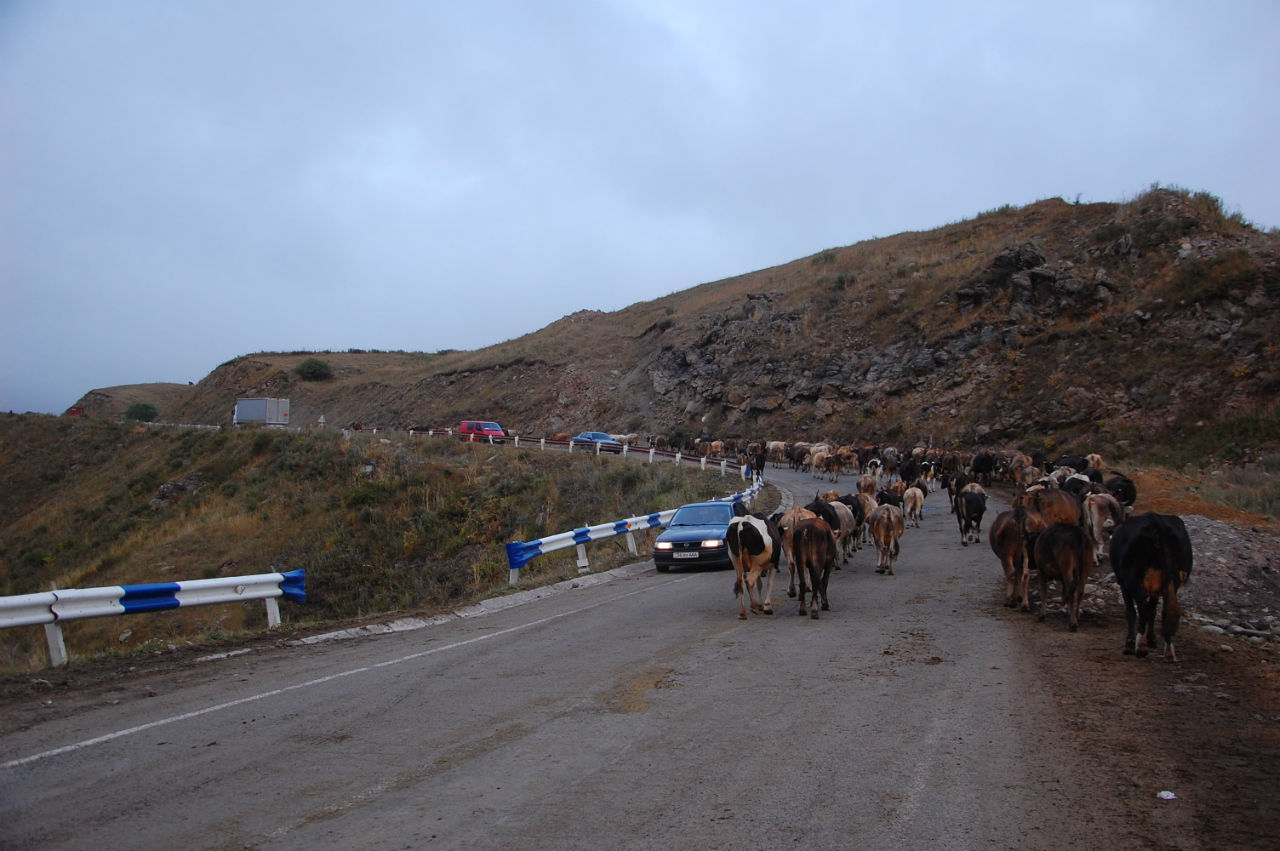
xmin=2 ymin=1 xmax=1277 ymax=415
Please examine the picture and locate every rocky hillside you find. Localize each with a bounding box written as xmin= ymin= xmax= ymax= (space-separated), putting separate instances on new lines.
xmin=79 ymin=187 xmax=1279 ymax=461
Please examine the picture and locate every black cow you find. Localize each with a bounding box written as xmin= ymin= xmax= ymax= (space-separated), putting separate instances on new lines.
xmin=1110 ymin=512 xmax=1194 ymax=661
xmin=971 ymin=450 xmax=997 ymax=486
xmin=804 ymin=495 xmax=842 ymax=538
xmin=1049 ymin=454 xmax=1089 ymax=474
xmin=1105 ymin=473 xmax=1138 ymax=509
xmin=956 ymin=490 xmax=987 ymax=546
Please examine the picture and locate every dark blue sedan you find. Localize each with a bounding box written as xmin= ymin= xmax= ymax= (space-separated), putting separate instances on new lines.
xmin=570 ymin=431 xmax=624 ymax=453
xmin=653 ymin=501 xmax=738 ymax=572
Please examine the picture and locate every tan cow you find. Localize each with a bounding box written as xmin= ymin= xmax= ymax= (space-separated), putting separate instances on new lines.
xmin=902 ymin=486 xmax=925 ymax=528
xmin=1083 ymin=492 xmax=1125 ymax=565
xmin=869 ymin=504 xmax=905 ymax=575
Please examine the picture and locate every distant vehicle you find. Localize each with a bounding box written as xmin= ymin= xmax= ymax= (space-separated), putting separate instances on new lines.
xmin=571 ymin=431 xmax=623 ymax=453
xmin=652 ymin=501 xmax=737 ymax=572
xmin=459 ymin=420 xmax=508 ymax=443
xmin=234 ymin=397 xmax=290 ymax=427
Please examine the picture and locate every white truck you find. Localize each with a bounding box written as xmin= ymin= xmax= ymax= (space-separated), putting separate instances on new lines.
xmin=233 ymin=397 xmax=290 ymax=427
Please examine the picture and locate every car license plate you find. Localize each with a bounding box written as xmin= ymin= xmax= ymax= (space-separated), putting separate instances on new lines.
xmin=673 ymin=551 xmax=699 ymax=559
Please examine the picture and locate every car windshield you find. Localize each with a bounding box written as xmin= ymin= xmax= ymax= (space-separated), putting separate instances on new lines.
xmin=671 ymin=505 xmax=732 ymax=526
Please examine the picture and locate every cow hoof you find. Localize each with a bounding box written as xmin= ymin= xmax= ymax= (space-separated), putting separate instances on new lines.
xmin=738 ymin=613 xmax=747 ymax=620
xmin=1123 ymin=644 xmax=1136 ymax=655
xmin=961 ymin=540 xmax=967 ymax=547
xmin=762 ymin=608 xmax=773 ymax=615
xmin=810 ymin=611 xmax=819 ymax=620
xmin=1136 ymin=647 xmax=1149 ymax=658
xmin=821 ymin=601 xmax=830 ymax=611
xmin=788 ymin=590 xmax=796 ymax=598
xmin=1069 ymin=624 xmax=1078 ymax=633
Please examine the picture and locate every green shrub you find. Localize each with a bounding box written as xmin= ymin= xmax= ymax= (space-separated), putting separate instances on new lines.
xmin=294 ymin=357 xmax=333 ymax=381
xmin=124 ymin=403 xmax=159 ymax=422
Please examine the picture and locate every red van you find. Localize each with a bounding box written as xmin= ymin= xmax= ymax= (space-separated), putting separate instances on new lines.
xmin=458 ymin=420 xmax=508 ymax=443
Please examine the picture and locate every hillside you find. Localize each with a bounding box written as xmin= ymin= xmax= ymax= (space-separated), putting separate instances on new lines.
xmin=76 ymin=187 xmax=1279 ymax=466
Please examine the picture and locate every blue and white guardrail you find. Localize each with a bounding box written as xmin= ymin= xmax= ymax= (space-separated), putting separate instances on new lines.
xmin=0 ymin=569 xmax=305 ymax=667
xmin=504 ymin=477 xmax=764 ymax=582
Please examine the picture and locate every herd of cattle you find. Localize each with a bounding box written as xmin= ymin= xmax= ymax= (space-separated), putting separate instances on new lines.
xmin=722 ymin=444 xmax=1195 ymax=662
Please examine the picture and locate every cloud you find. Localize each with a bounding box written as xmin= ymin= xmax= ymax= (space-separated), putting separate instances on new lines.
xmin=2 ymin=1 xmax=1277 ymax=413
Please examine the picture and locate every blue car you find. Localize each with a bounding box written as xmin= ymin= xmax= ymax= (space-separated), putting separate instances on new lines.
xmin=653 ymin=501 xmax=738 ymax=572
xmin=570 ymin=431 xmax=623 ymax=453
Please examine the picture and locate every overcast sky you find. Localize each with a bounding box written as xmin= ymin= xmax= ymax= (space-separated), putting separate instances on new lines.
xmin=3 ymin=1 xmax=1277 ymax=414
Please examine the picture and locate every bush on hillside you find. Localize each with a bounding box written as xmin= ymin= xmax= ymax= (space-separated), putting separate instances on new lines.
xmin=294 ymin=357 xmax=333 ymax=381
xmin=124 ymin=403 xmax=158 ymax=422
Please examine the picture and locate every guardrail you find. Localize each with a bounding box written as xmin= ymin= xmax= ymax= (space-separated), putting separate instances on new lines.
xmin=0 ymin=570 xmax=306 ymax=667
xmin=504 ymin=477 xmax=764 ymax=583
xmin=408 ymin=428 xmax=751 ymax=474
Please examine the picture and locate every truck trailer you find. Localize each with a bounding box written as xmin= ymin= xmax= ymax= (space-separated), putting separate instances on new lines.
xmin=233 ymin=397 xmax=290 ymax=427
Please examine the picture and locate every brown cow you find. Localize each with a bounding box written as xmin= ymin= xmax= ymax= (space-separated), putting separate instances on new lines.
xmin=791 ymin=517 xmax=838 ymax=619
xmin=988 ymin=505 xmax=1046 ymax=610
xmin=1018 ymin=487 xmax=1082 ymax=527
xmin=773 ymin=507 xmax=817 ymax=598
xmin=1028 ymin=522 xmax=1094 ymax=631
xmin=869 ymin=504 xmax=905 ymax=575
xmin=727 ymin=514 xmax=782 ymax=620
xmin=854 ymin=493 xmax=877 ymax=547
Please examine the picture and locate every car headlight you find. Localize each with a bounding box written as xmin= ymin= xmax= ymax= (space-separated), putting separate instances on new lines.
xmin=701 ymin=539 xmax=724 ymax=549
xmin=655 ymin=541 xmax=673 ymax=551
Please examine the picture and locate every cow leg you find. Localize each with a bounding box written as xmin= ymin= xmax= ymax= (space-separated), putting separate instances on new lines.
xmin=760 ymin=566 xmax=776 ymax=615
xmin=1120 ymin=589 xmax=1138 ymax=654
xmin=1037 ymin=573 xmax=1049 ymax=623
xmin=1136 ymin=596 xmax=1159 ymax=658
xmin=733 ymin=567 xmax=748 ymax=620
xmin=1002 ymin=555 xmax=1017 ymax=607
xmin=807 ymin=564 xmax=822 ymax=619
xmin=1161 ymin=587 xmax=1182 ymax=662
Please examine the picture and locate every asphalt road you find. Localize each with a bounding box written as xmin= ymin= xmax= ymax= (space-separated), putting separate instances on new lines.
xmin=1 ymin=462 xmax=1119 ymax=849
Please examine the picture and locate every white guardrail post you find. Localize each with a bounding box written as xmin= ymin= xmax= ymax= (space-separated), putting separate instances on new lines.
xmin=0 ymin=570 xmax=306 ymax=667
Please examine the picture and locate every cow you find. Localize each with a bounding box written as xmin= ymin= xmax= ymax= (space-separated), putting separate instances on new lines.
xmin=766 ymin=440 xmax=788 ymax=468
xmin=773 ymin=507 xmax=818 ymax=598
xmin=1049 ymin=454 xmax=1089 ymax=474
xmin=1104 ymin=473 xmax=1138 ymax=510
xmin=1018 ymin=486 xmax=1082 ymax=527
xmin=946 ymin=471 xmax=971 ymax=513
xmin=854 ymin=492 xmax=877 ymax=547
xmin=827 ymin=498 xmax=858 ymax=565
xmin=869 ymin=504 xmax=905 ymax=575
xmin=1082 ymin=492 xmax=1125 ymax=565
xmin=727 ymin=514 xmax=783 ymax=620
xmin=971 ymin=450 xmax=997 ymax=486
xmin=1028 ymin=522 xmax=1095 ymax=631
xmin=791 ymin=517 xmax=838 ymax=619
xmin=1109 ymin=512 xmax=1194 ymax=661
xmin=988 ymin=505 xmax=1046 ymax=610
xmin=902 ymin=486 xmax=925 ymax=528
xmin=956 ymin=489 xmax=987 ymax=546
